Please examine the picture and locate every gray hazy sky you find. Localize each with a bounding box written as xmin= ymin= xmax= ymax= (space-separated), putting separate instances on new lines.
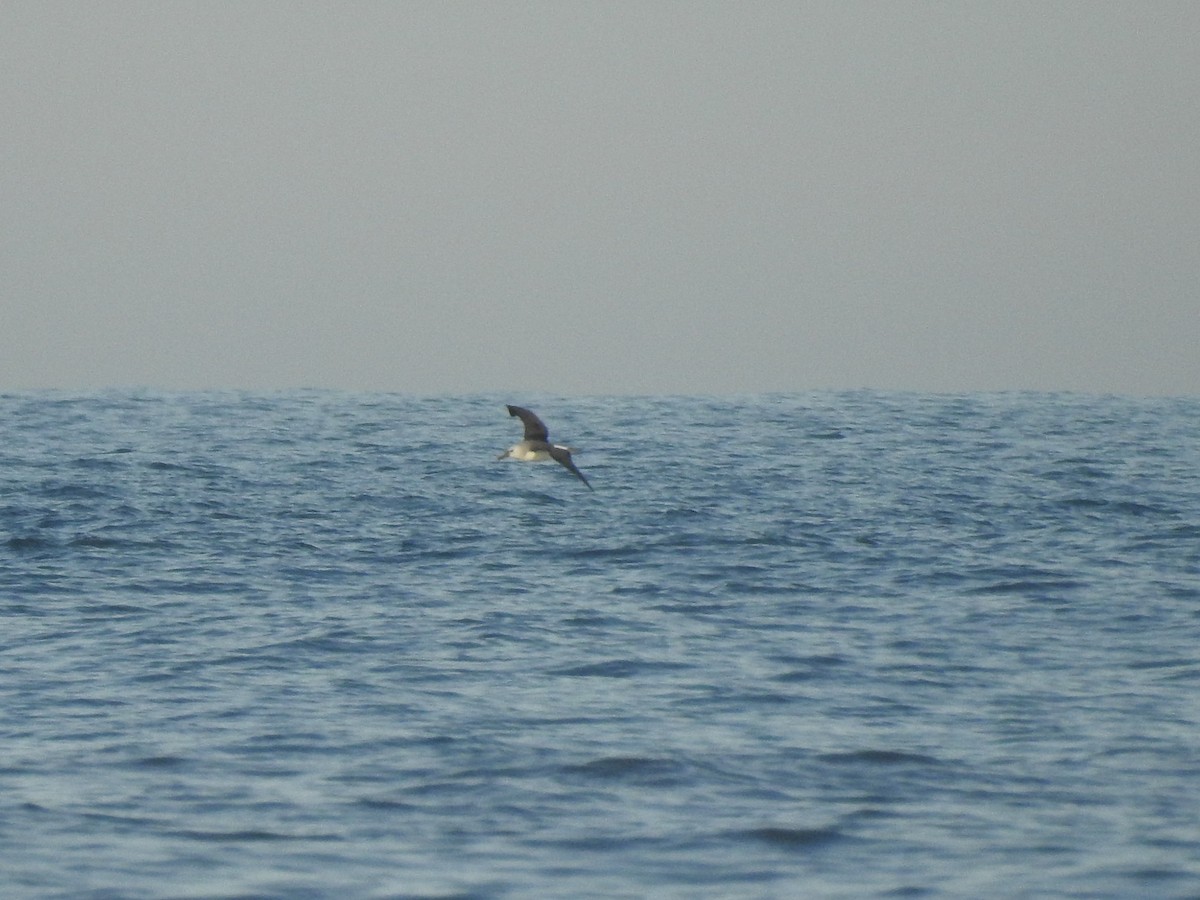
xmin=3 ymin=2 xmax=1198 ymax=395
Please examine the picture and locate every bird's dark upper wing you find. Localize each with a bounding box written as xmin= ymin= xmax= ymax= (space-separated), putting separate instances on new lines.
xmin=506 ymin=405 xmax=549 ymax=442
xmin=548 ymin=445 xmax=593 ymax=490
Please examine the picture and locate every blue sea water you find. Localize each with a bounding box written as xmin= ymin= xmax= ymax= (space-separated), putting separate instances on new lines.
xmin=2 ymin=390 xmax=1199 ymax=899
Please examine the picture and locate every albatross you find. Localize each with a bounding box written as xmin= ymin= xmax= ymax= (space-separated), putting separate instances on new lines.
xmin=497 ymin=404 xmax=592 ymax=490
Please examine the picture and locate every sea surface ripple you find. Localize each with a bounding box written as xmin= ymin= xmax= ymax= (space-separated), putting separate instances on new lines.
xmin=2 ymin=390 xmax=1199 ymax=898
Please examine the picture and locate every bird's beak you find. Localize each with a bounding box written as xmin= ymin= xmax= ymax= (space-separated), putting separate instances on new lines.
xmin=496 ymin=451 xmax=509 ymax=460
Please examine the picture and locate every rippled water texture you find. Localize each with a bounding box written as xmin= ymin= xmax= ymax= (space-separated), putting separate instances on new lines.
xmin=2 ymin=391 xmax=1199 ymax=898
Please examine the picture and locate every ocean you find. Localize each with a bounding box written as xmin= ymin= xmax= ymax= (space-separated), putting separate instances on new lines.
xmin=2 ymin=390 xmax=1198 ymax=899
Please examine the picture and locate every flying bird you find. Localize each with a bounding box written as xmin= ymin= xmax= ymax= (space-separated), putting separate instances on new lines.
xmin=497 ymin=405 xmax=592 ymax=490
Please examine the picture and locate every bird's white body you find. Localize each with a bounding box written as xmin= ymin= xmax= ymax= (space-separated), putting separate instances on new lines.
xmin=498 ymin=405 xmax=592 ymax=489
xmin=499 ymin=441 xmax=576 ymax=462
xmin=502 ymin=441 xmax=551 ymax=462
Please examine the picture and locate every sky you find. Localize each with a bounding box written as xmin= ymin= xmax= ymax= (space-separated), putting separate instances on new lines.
xmin=2 ymin=2 xmax=1198 ymax=396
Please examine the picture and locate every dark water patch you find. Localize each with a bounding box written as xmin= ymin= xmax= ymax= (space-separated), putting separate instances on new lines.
xmin=561 ymin=544 xmax=647 ymax=562
xmin=1114 ymin=864 xmax=1198 ymax=885
xmin=562 ymin=756 xmax=687 ymax=785
xmin=560 ymin=611 xmax=628 ymax=628
xmin=5 ymin=534 xmax=58 ymax=552
xmin=73 ymin=811 xmax=164 ymax=830
xmin=650 ymin=599 xmax=735 ymax=615
xmin=771 ymin=652 xmax=848 ymax=668
xmin=877 ymin=668 xmax=959 ymax=690
xmin=720 ymin=577 xmax=810 ymax=597
xmin=123 ymin=576 xmax=259 ymax=598
xmin=169 ymin=828 xmax=342 ymax=843
xmin=966 ymin=578 xmax=1086 ymax=597
xmin=1111 ymin=611 xmax=1166 ymax=628
xmin=69 ymin=534 xmax=171 ymax=551
xmin=698 ymin=687 xmax=799 ymax=708
xmin=1155 ymin=666 xmax=1200 ymax=683
xmin=774 ymin=667 xmax=844 ymax=684
xmin=253 ymin=629 xmax=364 ymax=660
xmin=56 ymin=695 xmax=130 ymax=710
xmin=79 ymin=600 xmax=151 ymax=616
xmin=352 ymin=796 xmax=423 ymax=812
xmin=132 ymin=754 xmax=190 ymax=770
xmin=1058 ymin=496 xmax=1171 ymax=518
xmin=536 ymin=833 xmax=672 ymax=853
xmin=1125 ymin=656 xmax=1195 ymax=671
xmin=842 ymin=805 xmax=901 ymax=824
xmin=1041 ymin=458 xmax=1112 ymax=481
xmin=144 ymin=459 xmax=200 ymax=473
xmin=733 ymin=825 xmax=845 ymax=849
xmin=504 ymin=489 xmax=570 ymax=508
xmin=817 ymin=750 xmax=944 ymax=767
xmin=36 ymin=481 xmax=117 ymax=501
xmin=552 ymin=659 xmax=693 ymax=678
xmin=279 ymin=538 xmax=325 ymax=553
xmin=68 ymin=454 xmax=131 ymax=471
xmin=607 ymin=581 xmax=670 ymax=598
